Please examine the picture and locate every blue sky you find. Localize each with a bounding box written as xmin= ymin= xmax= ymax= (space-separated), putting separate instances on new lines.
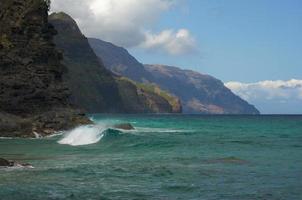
xmin=130 ymin=0 xmax=302 ymax=83
xmin=51 ymin=0 xmax=302 ymax=113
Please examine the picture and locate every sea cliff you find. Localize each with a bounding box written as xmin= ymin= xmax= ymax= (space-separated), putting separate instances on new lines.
xmin=49 ymin=12 xmax=181 ymax=114
xmin=0 ymin=0 xmax=90 ymax=137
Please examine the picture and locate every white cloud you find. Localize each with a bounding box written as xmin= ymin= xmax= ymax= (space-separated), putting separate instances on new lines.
xmin=50 ymin=0 xmax=196 ymax=55
xmin=141 ymin=29 xmax=197 ymax=55
xmin=225 ymin=79 xmax=302 ymax=114
xmin=225 ymin=79 xmax=302 ymax=101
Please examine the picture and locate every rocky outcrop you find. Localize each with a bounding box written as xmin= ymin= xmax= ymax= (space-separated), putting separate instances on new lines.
xmin=0 ymin=158 xmax=33 ymax=168
xmin=88 ymin=38 xmax=259 ymax=114
xmin=0 ymin=0 xmax=90 ymax=137
xmin=113 ymin=123 xmax=135 ymax=130
xmin=0 ymin=158 xmax=12 ymax=167
xmin=49 ymin=12 xmax=181 ymax=114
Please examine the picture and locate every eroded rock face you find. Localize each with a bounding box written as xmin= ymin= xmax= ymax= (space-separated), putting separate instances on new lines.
xmin=0 ymin=0 xmax=90 ymax=137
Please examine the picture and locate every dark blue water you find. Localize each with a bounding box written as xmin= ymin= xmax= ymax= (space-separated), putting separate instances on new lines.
xmin=0 ymin=115 xmax=302 ymax=199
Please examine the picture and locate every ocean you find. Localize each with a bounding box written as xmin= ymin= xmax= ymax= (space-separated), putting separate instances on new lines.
xmin=0 ymin=114 xmax=302 ymax=200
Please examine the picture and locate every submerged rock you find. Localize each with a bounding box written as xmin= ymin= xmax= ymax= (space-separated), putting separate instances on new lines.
xmin=205 ymin=156 xmax=248 ymax=165
xmin=0 ymin=158 xmax=33 ymax=168
xmin=114 ymin=123 xmax=135 ymax=130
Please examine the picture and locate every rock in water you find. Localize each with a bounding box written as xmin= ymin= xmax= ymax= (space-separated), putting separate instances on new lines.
xmin=0 ymin=0 xmax=90 ymax=137
xmin=0 ymin=158 xmax=33 ymax=168
xmin=114 ymin=123 xmax=135 ymax=130
xmin=0 ymin=158 xmax=12 ymax=167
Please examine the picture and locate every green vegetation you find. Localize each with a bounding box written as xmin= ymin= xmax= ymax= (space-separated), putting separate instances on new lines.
xmin=118 ymin=77 xmax=180 ymax=112
xmin=137 ymin=82 xmax=179 ymax=107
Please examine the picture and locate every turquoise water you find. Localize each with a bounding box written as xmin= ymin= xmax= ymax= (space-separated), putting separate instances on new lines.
xmin=0 ymin=114 xmax=302 ymax=200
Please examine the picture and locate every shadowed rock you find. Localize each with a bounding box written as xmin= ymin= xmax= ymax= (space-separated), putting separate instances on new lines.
xmin=0 ymin=158 xmax=13 ymax=167
xmin=49 ymin=12 xmax=181 ymax=114
xmin=0 ymin=0 xmax=90 ymax=137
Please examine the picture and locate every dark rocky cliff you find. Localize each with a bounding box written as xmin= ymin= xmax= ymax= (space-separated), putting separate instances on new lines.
xmin=49 ymin=12 xmax=181 ymax=114
xmin=88 ymin=38 xmax=259 ymax=114
xmin=0 ymin=0 xmax=90 ymax=137
xmin=49 ymin=12 xmax=125 ymax=113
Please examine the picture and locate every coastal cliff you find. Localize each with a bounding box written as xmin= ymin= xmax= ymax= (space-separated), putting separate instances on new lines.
xmin=49 ymin=12 xmax=181 ymax=113
xmin=0 ymin=0 xmax=90 ymax=137
xmin=145 ymin=65 xmax=259 ymax=114
xmin=88 ymin=38 xmax=259 ymax=114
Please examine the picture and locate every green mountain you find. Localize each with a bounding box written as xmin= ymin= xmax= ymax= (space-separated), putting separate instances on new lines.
xmin=0 ymin=0 xmax=90 ymax=137
xmin=49 ymin=12 xmax=181 ymax=114
xmin=88 ymin=38 xmax=260 ymax=114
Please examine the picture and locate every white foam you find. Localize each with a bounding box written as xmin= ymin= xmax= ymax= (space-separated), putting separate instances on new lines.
xmin=58 ymin=125 xmax=106 ymax=146
xmin=0 ymin=137 xmax=13 ymax=139
xmin=33 ymin=132 xmax=42 ymax=139
xmin=45 ymin=132 xmax=64 ymax=138
xmin=0 ymin=164 xmax=34 ymax=171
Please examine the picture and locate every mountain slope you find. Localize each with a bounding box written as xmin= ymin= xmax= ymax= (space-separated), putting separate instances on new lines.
xmin=89 ymin=38 xmax=260 ymax=114
xmin=49 ymin=12 xmax=124 ymax=113
xmin=88 ymin=38 xmax=154 ymax=82
xmin=145 ymin=64 xmax=259 ymax=114
xmin=0 ymin=0 xmax=90 ymax=137
xmin=49 ymin=12 xmax=181 ymax=113
xmin=116 ymin=77 xmax=181 ymax=113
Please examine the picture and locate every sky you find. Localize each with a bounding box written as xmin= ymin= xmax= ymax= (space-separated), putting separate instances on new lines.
xmin=50 ymin=0 xmax=302 ymax=114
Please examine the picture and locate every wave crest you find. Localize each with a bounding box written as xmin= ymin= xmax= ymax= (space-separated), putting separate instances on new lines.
xmin=58 ymin=125 xmax=106 ymax=146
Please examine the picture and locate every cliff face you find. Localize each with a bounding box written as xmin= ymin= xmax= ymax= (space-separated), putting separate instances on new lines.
xmin=116 ymin=77 xmax=182 ymax=113
xmin=0 ymin=0 xmax=90 ymax=137
xmin=49 ymin=12 xmax=125 ymax=113
xmin=49 ymin=12 xmax=181 ymax=114
xmin=88 ymin=38 xmax=259 ymax=114
xmin=88 ymin=38 xmax=154 ymax=83
xmin=145 ymin=65 xmax=259 ymax=114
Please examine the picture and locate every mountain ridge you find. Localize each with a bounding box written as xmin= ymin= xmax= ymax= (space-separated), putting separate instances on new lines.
xmin=49 ymin=12 xmax=181 ymax=114
xmin=88 ymin=38 xmax=260 ymax=114
xmin=144 ymin=64 xmax=259 ymax=114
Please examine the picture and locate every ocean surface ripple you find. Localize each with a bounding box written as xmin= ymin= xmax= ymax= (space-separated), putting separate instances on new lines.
xmin=0 ymin=114 xmax=302 ymax=200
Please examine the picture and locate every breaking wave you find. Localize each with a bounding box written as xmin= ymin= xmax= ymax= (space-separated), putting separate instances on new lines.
xmin=57 ymin=119 xmax=191 ymax=146
xmin=58 ymin=125 xmax=107 ymax=146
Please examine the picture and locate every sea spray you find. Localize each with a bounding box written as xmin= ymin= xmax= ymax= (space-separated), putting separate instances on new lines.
xmin=58 ymin=124 xmax=107 ymax=146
